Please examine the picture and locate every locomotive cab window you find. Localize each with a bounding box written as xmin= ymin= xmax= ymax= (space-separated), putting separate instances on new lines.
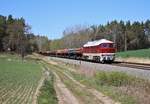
xmin=109 ymin=43 xmax=114 ymax=48
xmin=100 ymin=43 xmax=114 ymax=48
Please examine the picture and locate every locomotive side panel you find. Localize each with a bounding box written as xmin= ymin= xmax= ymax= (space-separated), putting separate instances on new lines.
xmin=83 ymin=40 xmax=116 ymax=63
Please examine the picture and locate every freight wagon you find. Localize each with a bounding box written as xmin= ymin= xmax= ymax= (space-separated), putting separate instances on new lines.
xmin=39 ymin=39 xmax=116 ymax=63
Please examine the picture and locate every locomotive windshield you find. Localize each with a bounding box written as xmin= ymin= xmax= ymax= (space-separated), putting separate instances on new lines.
xmin=100 ymin=43 xmax=114 ymax=48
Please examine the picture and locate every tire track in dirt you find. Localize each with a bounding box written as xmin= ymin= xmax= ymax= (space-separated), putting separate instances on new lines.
xmin=45 ymin=64 xmax=102 ymax=104
xmin=57 ymin=67 xmax=120 ymax=104
xmin=38 ymin=55 xmax=120 ymax=104
xmin=53 ymin=71 xmax=80 ymax=104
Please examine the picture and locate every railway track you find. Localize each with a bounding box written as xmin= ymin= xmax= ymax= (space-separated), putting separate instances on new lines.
xmin=47 ymin=56 xmax=150 ymax=80
xmin=52 ymin=56 xmax=150 ymax=70
xmin=113 ymin=61 xmax=150 ymax=70
xmin=41 ymin=53 xmax=150 ymax=71
xmin=73 ymin=57 xmax=150 ymax=70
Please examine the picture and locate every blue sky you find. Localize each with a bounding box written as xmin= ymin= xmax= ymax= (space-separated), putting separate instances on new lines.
xmin=0 ymin=0 xmax=150 ymax=39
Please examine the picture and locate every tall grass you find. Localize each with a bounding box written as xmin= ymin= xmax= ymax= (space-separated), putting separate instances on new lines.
xmin=95 ymin=71 xmax=133 ymax=86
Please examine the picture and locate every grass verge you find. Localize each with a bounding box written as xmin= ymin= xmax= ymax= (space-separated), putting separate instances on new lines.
xmin=37 ymin=72 xmax=58 ymax=104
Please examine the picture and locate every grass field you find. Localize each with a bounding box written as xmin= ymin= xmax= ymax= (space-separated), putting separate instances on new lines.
xmin=116 ymin=48 xmax=150 ymax=58
xmin=0 ymin=54 xmax=42 ymax=104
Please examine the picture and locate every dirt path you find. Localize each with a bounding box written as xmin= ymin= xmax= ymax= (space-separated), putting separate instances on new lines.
xmin=53 ymin=71 xmax=80 ymax=104
xmin=37 ymin=55 xmax=120 ymax=104
xmin=57 ymin=67 xmax=120 ymax=104
xmin=32 ymin=67 xmax=49 ymax=104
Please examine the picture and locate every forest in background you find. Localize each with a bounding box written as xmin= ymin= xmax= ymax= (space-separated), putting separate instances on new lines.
xmin=51 ymin=20 xmax=150 ymax=51
xmin=0 ymin=15 xmax=50 ymax=55
xmin=0 ymin=14 xmax=150 ymax=55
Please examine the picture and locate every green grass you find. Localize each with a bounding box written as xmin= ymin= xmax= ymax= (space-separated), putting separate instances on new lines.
xmin=116 ymin=48 xmax=150 ymax=58
xmin=0 ymin=54 xmax=42 ymax=104
xmin=37 ymin=72 xmax=58 ymax=104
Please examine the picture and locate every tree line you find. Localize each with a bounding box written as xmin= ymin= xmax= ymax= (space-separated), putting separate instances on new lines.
xmin=0 ymin=15 xmax=50 ymax=56
xmin=50 ymin=20 xmax=150 ymax=51
xmin=1 ymin=14 xmax=149 ymax=54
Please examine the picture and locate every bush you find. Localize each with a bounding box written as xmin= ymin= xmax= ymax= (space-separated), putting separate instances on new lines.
xmin=95 ymin=71 xmax=132 ymax=86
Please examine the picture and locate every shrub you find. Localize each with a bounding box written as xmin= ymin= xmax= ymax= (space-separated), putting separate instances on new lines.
xmin=95 ymin=71 xmax=132 ymax=86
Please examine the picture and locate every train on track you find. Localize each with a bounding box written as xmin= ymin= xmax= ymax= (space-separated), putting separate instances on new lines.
xmin=39 ymin=39 xmax=116 ymax=63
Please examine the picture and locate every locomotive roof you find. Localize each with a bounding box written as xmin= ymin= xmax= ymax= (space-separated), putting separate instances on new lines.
xmin=83 ymin=39 xmax=114 ymax=47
